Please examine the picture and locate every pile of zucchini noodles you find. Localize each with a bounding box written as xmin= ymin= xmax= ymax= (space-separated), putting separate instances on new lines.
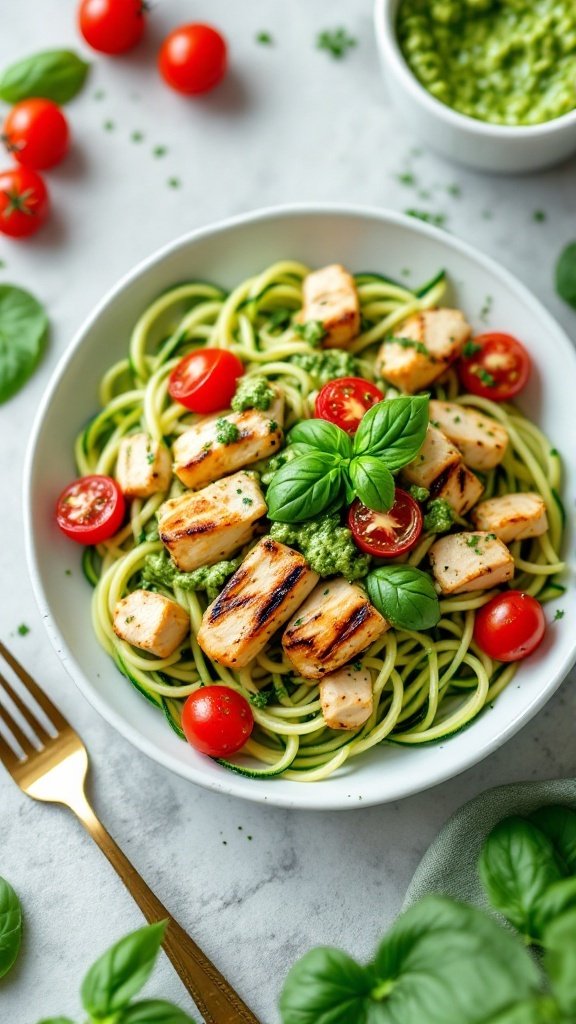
xmin=76 ymin=261 xmax=565 ymax=782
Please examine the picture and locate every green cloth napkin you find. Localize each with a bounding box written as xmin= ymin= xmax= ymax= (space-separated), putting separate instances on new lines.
xmin=403 ymin=778 xmax=576 ymax=910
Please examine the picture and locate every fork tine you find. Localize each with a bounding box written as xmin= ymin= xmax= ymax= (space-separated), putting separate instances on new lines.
xmin=0 ymin=641 xmax=69 ymax=733
xmin=0 ymin=699 xmax=38 ymax=757
xmin=0 ymin=728 xmax=19 ymax=770
xmin=0 ymin=670 xmax=51 ymax=743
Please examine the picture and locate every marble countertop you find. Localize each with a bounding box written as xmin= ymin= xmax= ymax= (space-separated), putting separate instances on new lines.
xmin=1 ymin=2 xmax=575 ymax=1021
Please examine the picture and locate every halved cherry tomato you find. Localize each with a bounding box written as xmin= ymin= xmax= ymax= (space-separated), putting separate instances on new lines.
xmin=315 ymin=377 xmax=385 ymax=435
xmin=78 ymin=0 xmax=146 ymax=54
xmin=458 ymin=333 xmax=531 ymax=401
xmin=473 ymin=591 xmax=545 ymax=662
xmin=348 ymin=488 xmax=423 ymax=558
xmin=168 ymin=348 xmax=244 ymax=413
xmin=3 ymin=99 xmax=69 ymax=170
xmin=56 ymin=475 xmax=126 ymax=545
xmin=0 ymin=166 xmax=49 ymax=238
xmin=158 ymin=24 xmax=228 ymax=95
xmin=182 ymin=686 xmax=253 ymax=757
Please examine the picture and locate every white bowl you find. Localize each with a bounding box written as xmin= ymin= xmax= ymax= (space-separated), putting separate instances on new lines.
xmin=25 ymin=204 xmax=576 ymax=810
xmin=375 ymin=0 xmax=576 ymax=174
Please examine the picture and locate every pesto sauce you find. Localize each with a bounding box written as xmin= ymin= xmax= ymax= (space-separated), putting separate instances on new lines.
xmin=397 ymin=0 xmax=576 ymax=126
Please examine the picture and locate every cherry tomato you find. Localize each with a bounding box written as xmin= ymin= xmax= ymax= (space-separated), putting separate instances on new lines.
xmin=348 ymin=488 xmax=423 ymax=558
xmin=78 ymin=0 xmax=146 ymax=54
xmin=182 ymin=686 xmax=254 ymax=757
xmin=458 ymin=333 xmax=531 ymax=401
xmin=0 ymin=166 xmax=49 ymax=238
xmin=3 ymin=100 xmax=69 ymax=171
xmin=473 ymin=591 xmax=545 ymax=663
xmin=158 ymin=24 xmax=228 ymax=95
xmin=168 ymin=348 xmax=244 ymax=413
xmin=56 ymin=475 xmax=126 ymax=545
xmin=315 ymin=377 xmax=385 ymax=435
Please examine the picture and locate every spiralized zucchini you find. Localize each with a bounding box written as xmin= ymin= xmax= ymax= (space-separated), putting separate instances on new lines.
xmin=77 ymin=261 xmax=565 ymax=782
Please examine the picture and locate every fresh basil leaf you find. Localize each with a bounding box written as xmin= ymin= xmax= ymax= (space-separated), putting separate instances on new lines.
xmin=0 ymin=877 xmax=22 ymax=979
xmin=81 ymin=921 xmax=167 ymax=1017
xmin=365 ymin=565 xmax=440 ymax=630
xmin=544 ymin=908 xmax=576 ymax=1014
xmin=120 ymin=1000 xmax=196 ymax=1023
xmin=266 ymin=454 xmax=344 ymax=523
xmin=479 ymin=817 xmax=564 ymax=938
xmin=279 ymin=946 xmax=377 ymax=1024
xmin=288 ymin=418 xmax=352 ymax=458
xmin=555 ymin=243 xmax=576 ymax=311
xmin=529 ymin=806 xmax=576 ymax=874
xmin=482 ymin=1002 xmax=555 ymax=1024
xmin=0 ymin=50 xmax=89 ymax=104
xmin=532 ymin=877 xmax=576 ymax=939
xmin=372 ymin=896 xmax=539 ymax=1024
xmin=353 ymin=396 xmax=429 ymax=470
xmin=0 ymin=285 xmax=49 ymax=403
xmin=349 ymin=457 xmax=394 ymax=512
xmin=36 ymin=1019 xmax=77 ymax=1024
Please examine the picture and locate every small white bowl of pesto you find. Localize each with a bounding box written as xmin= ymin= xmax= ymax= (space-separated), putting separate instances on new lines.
xmin=375 ymin=0 xmax=576 ymax=173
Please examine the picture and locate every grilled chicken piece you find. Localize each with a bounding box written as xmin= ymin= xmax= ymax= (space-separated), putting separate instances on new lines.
xmin=432 ymin=462 xmax=485 ymax=516
xmin=402 ymin=424 xmax=483 ymax=516
xmin=157 ymin=472 xmax=266 ymax=572
xmin=377 ymin=308 xmax=471 ymax=393
xmin=300 ymin=264 xmax=361 ymax=348
xmin=113 ymin=589 xmax=189 ymax=658
xmin=282 ymin=578 xmax=389 ymax=680
xmin=429 ymin=400 xmax=509 ymax=471
xmin=197 ymin=538 xmax=318 ymax=669
xmin=402 ymin=425 xmax=462 ymax=490
xmin=471 ymin=493 xmax=548 ymax=543
xmin=116 ymin=432 xmax=172 ymax=498
xmin=173 ymin=389 xmax=284 ymax=490
xmin=429 ymin=532 xmax=514 ymax=595
xmin=319 ymin=666 xmax=373 ymax=731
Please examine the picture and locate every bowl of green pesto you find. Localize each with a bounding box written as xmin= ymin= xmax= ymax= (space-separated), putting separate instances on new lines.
xmin=375 ymin=0 xmax=576 ymax=173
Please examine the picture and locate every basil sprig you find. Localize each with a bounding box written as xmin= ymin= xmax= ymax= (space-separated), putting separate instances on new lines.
xmin=266 ymin=395 xmax=428 ymax=523
xmin=0 ymin=877 xmax=22 ymax=980
xmin=280 ymin=805 xmax=576 ymax=1024
xmin=365 ymin=565 xmax=440 ymax=631
xmin=0 ymin=50 xmax=89 ymax=104
xmin=39 ymin=922 xmax=196 ymax=1023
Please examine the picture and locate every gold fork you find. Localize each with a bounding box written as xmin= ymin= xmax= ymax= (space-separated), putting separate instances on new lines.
xmin=0 ymin=640 xmax=261 ymax=1024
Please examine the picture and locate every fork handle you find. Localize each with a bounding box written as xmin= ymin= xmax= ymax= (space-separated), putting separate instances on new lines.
xmin=68 ymin=788 xmax=260 ymax=1024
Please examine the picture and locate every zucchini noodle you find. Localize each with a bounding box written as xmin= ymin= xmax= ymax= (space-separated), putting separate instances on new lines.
xmin=76 ymin=261 xmax=565 ymax=782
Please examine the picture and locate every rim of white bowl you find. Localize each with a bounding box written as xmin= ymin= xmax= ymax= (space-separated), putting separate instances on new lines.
xmin=374 ymin=0 xmax=576 ymax=138
xmin=23 ymin=202 xmax=576 ymax=811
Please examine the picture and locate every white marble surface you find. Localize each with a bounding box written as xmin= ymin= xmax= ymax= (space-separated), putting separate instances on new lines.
xmin=1 ymin=2 xmax=576 ymax=1021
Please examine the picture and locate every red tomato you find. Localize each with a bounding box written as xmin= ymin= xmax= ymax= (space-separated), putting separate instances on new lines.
xmin=3 ymin=100 xmax=69 ymax=170
xmin=474 ymin=591 xmax=545 ymax=663
xmin=158 ymin=24 xmax=228 ymax=95
xmin=78 ymin=0 xmax=146 ymax=54
xmin=168 ymin=348 xmax=244 ymax=413
xmin=458 ymin=333 xmax=531 ymax=401
xmin=182 ymin=686 xmax=254 ymax=757
xmin=315 ymin=377 xmax=385 ymax=435
xmin=0 ymin=166 xmax=49 ymax=238
xmin=348 ymin=488 xmax=423 ymax=558
xmin=56 ymin=475 xmax=126 ymax=545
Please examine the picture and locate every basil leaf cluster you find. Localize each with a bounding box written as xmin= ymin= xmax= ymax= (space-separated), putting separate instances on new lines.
xmin=38 ymin=922 xmax=195 ymax=1024
xmin=0 ymin=876 xmax=22 ymax=980
xmin=280 ymin=896 xmax=540 ymax=1024
xmin=267 ymin=395 xmax=429 ymax=523
xmin=280 ymin=805 xmax=576 ymax=1024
